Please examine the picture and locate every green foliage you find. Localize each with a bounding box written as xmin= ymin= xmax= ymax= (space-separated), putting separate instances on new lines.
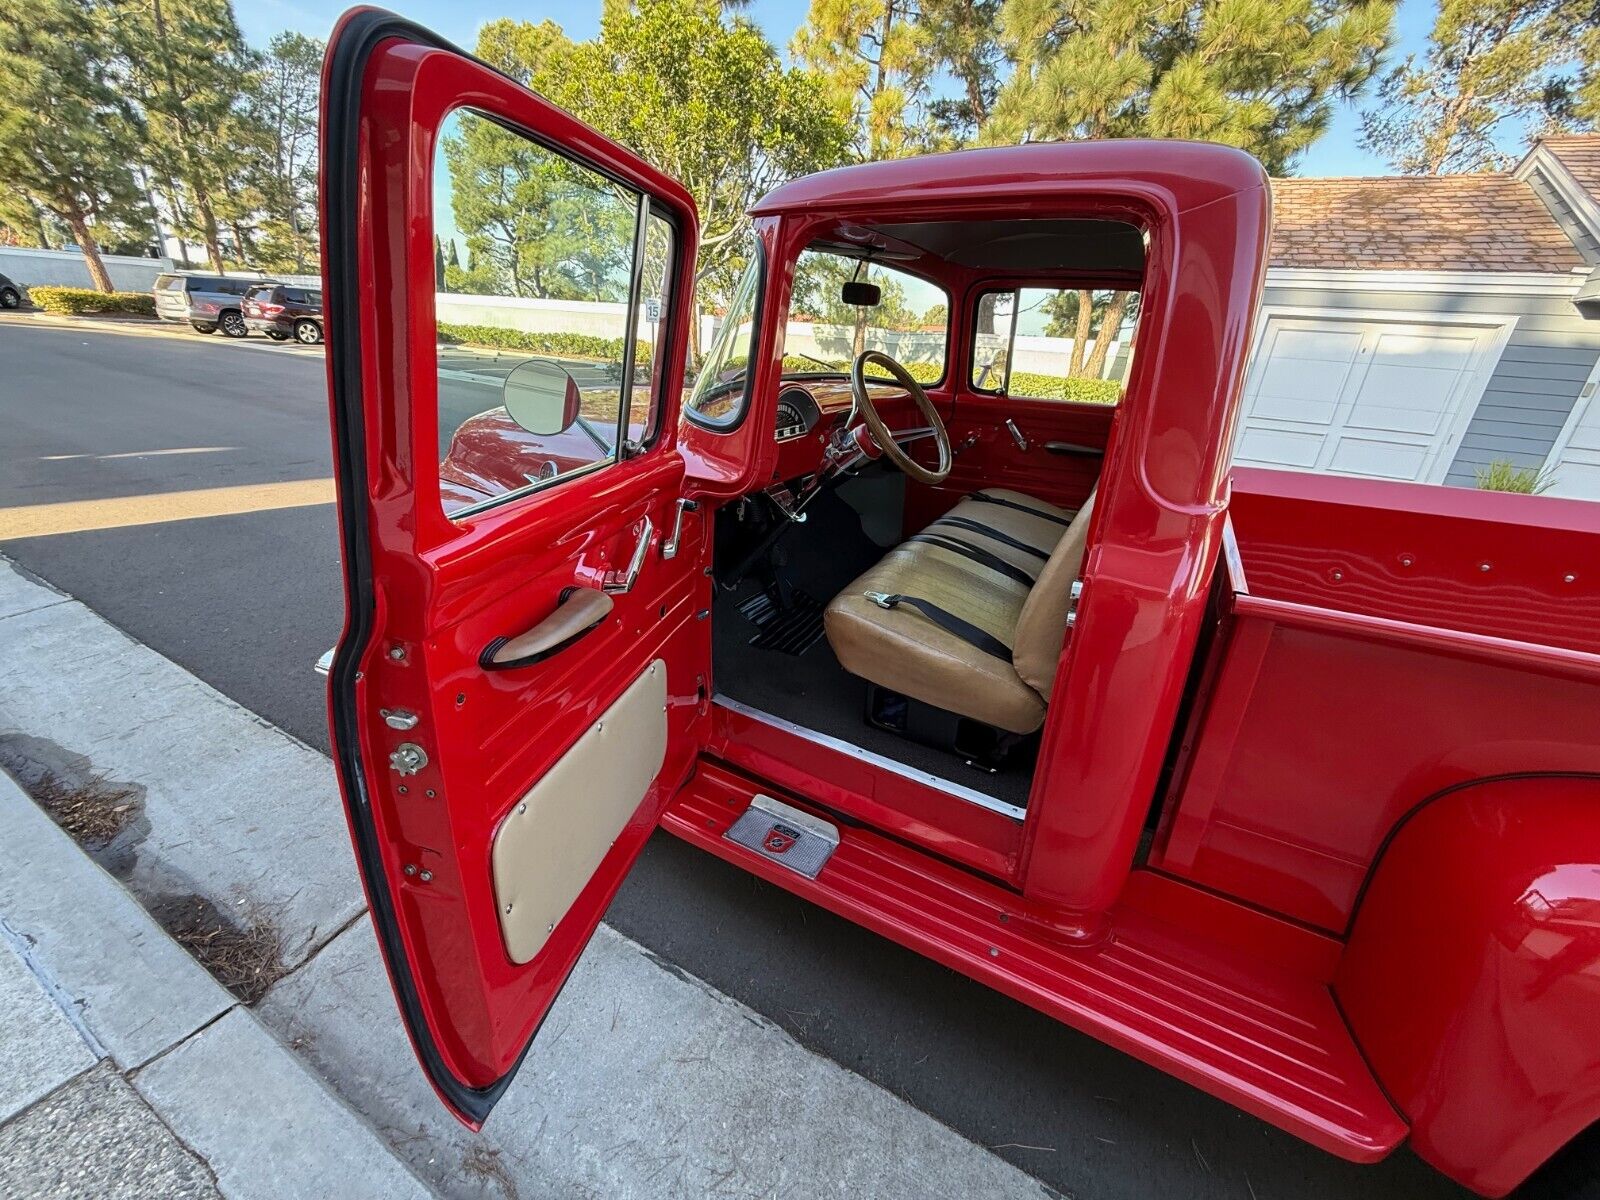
xmin=1359 ymin=0 xmax=1593 ymax=173
xmin=437 ymin=322 xmax=649 ymax=364
xmin=441 ymin=110 xmax=635 ymax=301
xmin=1008 ymin=373 xmax=1122 ymax=404
xmin=791 ymin=0 xmax=930 ymax=159
xmin=984 ymin=0 xmax=1395 ymax=174
xmin=29 ymin=286 xmax=155 ymax=315
xmin=510 ymin=0 xmax=851 ymax=309
xmin=111 ymin=0 xmax=263 ymax=271
xmin=240 ymin=31 xmax=322 ymax=272
xmin=0 ymin=0 xmax=152 ymax=291
xmin=1473 ymin=458 xmax=1554 ymax=494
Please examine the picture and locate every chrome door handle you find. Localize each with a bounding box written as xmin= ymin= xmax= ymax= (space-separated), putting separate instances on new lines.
xmin=662 ymin=499 xmax=699 ymax=560
xmin=1005 ymin=419 xmax=1029 ymax=451
xmin=603 ymin=516 xmax=654 ymax=594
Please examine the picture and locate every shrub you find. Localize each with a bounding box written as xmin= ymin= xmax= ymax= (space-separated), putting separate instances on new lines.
xmin=1007 ymin=372 xmax=1122 ymax=404
xmin=1474 ymin=458 xmax=1553 ymax=495
xmin=29 ymin=287 xmax=155 ymax=317
xmin=436 ymin=322 xmax=647 ymax=364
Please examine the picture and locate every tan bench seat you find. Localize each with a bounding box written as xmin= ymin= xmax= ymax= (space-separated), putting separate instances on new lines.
xmin=824 ymin=488 xmax=1095 ymax=734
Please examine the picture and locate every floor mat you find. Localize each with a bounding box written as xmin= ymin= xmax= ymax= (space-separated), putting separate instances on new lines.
xmin=739 ymin=589 xmax=828 ymax=656
xmin=716 ymin=583 xmax=1034 ymax=810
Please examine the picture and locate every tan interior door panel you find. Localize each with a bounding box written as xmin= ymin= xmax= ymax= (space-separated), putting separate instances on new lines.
xmin=491 ymin=659 xmax=668 ymax=964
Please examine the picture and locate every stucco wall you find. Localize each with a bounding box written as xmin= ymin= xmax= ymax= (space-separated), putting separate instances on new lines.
xmin=0 ymin=247 xmax=173 ymax=292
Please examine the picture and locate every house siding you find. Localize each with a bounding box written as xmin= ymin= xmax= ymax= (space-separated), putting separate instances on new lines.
xmin=1258 ymin=283 xmax=1600 ymax=486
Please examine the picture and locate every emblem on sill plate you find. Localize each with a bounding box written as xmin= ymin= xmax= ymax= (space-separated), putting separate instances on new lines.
xmin=762 ymin=825 xmax=801 ymax=855
xmin=725 ymin=794 xmax=840 ymax=880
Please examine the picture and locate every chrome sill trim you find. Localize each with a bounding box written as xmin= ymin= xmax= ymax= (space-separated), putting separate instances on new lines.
xmin=713 ymin=694 xmax=1027 ymax=822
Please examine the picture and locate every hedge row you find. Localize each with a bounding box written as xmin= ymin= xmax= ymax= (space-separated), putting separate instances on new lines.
xmin=780 ymin=357 xmax=1119 ymax=402
xmin=437 ymin=321 xmax=647 ymax=364
xmin=29 ymin=286 xmax=155 ymax=317
xmin=1007 ymin=372 xmax=1121 ymax=404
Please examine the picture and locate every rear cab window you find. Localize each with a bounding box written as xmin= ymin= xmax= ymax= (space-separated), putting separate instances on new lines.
xmin=971 ymin=286 xmax=1140 ymax=405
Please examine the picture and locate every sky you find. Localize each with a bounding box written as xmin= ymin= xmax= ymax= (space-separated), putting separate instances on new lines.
xmin=242 ymin=0 xmax=1439 ymax=180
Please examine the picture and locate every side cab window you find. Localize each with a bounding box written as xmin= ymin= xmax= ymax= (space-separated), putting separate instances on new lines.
xmin=971 ymin=286 xmax=1140 ymax=405
xmin=432 ymin=109 xmax=676 ymax=519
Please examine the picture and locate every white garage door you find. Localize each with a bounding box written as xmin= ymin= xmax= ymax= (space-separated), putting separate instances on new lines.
xmin=1543 ymin=377 xmax=1600 ymax=500
xmin=1233 ymin=313 xmax=1510 ymax=483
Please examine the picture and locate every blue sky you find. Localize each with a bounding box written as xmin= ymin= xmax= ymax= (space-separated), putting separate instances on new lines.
xmin=246 ymin=0 xmax=1439 ymax=178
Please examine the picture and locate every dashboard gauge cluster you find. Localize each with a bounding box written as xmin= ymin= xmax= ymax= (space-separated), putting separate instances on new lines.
xmin=774 ymin=386 xmax=822 ymax=441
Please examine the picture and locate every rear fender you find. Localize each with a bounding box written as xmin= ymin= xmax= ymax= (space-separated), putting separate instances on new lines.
xmin=1335 ymin=775 xmax=1600 ymax=1196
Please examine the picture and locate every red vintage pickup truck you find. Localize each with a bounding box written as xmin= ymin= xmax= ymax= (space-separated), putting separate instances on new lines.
xmin=318 ymin=12 xmax=1600 ymax=1196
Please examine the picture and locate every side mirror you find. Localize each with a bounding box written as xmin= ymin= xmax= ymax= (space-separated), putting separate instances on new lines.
xmin=841 ymin=280 xmax=881 ymax=307
xmin=503 ymin=359 xmax=581 ymax=435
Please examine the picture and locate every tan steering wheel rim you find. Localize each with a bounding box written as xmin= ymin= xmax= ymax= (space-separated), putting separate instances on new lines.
xmin=849 ymin=350 xmax=953 ymax=486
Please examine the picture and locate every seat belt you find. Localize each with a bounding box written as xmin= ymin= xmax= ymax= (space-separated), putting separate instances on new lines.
xmin=930 ymin=515 xmax=1051 ymax=560
xmin=907 ymin=534 xmax=1037 ymax=587
xmin=863 ymin=592 xmax=1013 ymax=661
xmin=970 ymin=491 xmax=1072 ymax=527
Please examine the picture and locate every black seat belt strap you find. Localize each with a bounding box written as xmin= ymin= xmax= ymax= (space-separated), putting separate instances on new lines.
xmin=971 ymin=491 xmax=1072 ymax=527
xmin=930 ymin=516 xmax=1051 ymax=560
xmin=863 ymin=592 xmax=1013 ymax=661
xmin=907 ymin=535 xmax=1037 ymax=587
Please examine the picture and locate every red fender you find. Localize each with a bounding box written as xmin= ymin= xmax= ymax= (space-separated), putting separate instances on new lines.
xmin=1335 ymin=775 xmax=1600 ymax=1196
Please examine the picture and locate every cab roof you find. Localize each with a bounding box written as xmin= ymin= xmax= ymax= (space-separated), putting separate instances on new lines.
xmin=751 ymin=140 xmax=1267 ymax=220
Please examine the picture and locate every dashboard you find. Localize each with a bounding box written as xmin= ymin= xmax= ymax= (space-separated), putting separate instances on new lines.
xmin=775 ymin=386 xmax=823 ymax=441
xmin=767 ymin=378 xmax=918 ymax=483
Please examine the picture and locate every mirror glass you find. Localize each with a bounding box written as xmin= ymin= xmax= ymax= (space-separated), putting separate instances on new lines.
xmin=503 ymin=359 xmax=581 ymax=435
xmin=840 ymin=280 xmax=881 ymax=307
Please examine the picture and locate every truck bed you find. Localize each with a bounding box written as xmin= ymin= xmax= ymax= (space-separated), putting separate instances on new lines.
xmin=1151 ymin=468 xmax=1600 ymax=932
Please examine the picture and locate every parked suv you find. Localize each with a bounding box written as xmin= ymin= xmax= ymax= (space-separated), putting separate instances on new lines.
xmin=0 ymin=272 xmax=24 ymax=309
xmin=152 ymin=273 xmax=273 ymax=337
xmin=242 ymin=283 xmax=323 ymax=344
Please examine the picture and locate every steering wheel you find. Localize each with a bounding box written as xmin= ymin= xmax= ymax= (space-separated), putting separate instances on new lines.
xmin=848 ymin=350 xmax=952 ymax=486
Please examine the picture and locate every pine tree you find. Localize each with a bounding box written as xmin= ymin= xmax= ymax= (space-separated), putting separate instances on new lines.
xmin=1359 ymin=0 xmax=1594 ymax=174
xmin=0 ymin=0 xmax=150 ymax=290
xmin=920 ymin=0 xmax=1006 ymax=145
xmin=984 ymin=0 xmax=1394 ymax=175
xmin=242 ymin=31 xmax=322 ymax=271
xmin=790 ymin=0 xmax=930 ymax=160
xmin=111 ymin=0 xmax=260 ymax=272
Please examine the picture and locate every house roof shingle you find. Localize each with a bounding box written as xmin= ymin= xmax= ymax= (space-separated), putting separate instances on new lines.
xmin=1539 ymin=135 xmax=1600 ymax=197
xmin=1268 ymin=173 xmax=1587 ymax=274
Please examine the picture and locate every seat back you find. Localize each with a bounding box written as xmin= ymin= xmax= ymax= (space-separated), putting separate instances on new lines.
xmin=1012 ymin=491 xmax=1096 ymax=698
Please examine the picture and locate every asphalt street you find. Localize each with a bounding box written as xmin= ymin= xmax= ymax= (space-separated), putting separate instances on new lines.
xmin=0 ymin=319 xmax=1471 ymax=1200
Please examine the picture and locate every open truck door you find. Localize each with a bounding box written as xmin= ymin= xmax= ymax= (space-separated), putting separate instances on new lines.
xmin=319 ymin=10 xmax=708 ymax=1124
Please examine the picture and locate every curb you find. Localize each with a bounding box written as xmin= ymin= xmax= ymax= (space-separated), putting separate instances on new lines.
xmin=0 ymin=769 xmax=438 ymax=1199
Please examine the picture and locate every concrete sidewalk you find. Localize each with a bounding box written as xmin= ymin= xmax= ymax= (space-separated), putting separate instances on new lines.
xmin=0 ymin=771 xmax=437 ymax=1199
xmin=0 ymin=558 xmax=1055 ymax=1198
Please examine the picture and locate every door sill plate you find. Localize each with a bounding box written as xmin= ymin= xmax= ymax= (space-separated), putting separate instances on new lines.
xmin=723 ymin=794 xmax=839 ymax=879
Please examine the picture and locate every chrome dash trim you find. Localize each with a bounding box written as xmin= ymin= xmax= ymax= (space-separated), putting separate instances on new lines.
xmin=713 ymin=694 xmax=1027 ymax=821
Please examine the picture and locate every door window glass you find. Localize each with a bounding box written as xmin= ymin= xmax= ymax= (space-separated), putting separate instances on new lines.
xmin=971 ymin=287 xmax=1139 ymax=405
xmin=433 ymin=108 xmax=666 ymax=518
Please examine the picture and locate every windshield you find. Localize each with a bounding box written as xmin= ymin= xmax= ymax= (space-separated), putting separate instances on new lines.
xmin=685 ymin=247 xmax=950 ymax=430
xmin=685 ymin=258 xmax=761 ymax=427
xmin=788 ymin=250 xmax=947 ymax=382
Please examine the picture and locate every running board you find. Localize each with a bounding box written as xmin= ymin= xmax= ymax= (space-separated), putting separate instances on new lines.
xmin=661 ymin=761 xmax=1406 ymax=1164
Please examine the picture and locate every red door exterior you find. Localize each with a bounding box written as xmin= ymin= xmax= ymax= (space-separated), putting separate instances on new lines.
xmin=319 ymin=10 xmax=706 ymax=1124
